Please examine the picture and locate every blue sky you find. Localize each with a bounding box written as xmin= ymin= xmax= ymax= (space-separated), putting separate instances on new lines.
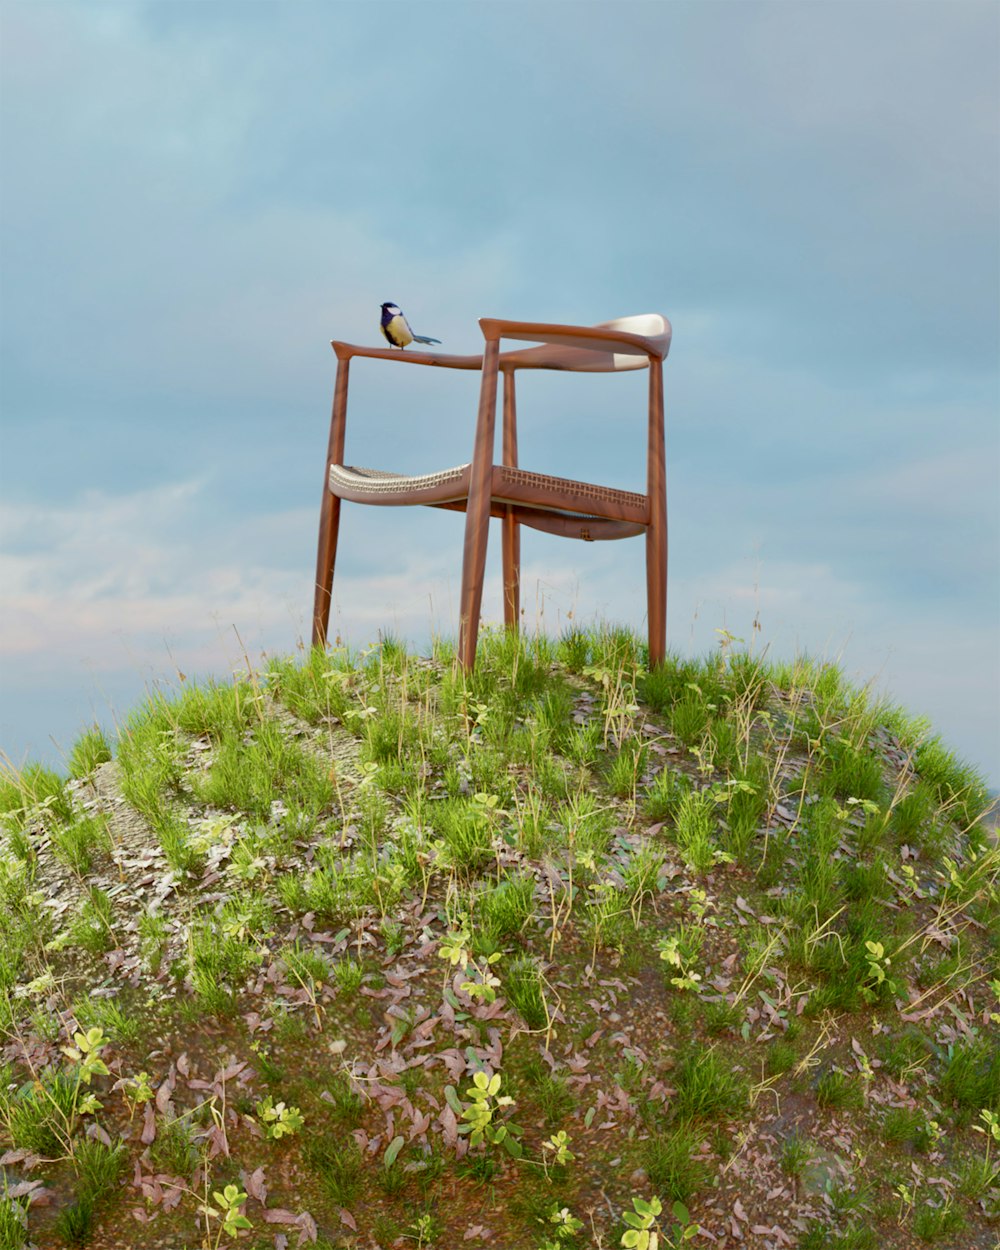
xmin=1 ymin=0 xmax=998 ymax=787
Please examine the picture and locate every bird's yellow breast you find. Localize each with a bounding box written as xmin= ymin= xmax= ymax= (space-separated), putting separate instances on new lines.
xmin=385 ymin=314 xmax=413 ymax=348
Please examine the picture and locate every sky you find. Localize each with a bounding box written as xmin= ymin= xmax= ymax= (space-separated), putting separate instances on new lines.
xmin=1 ymin=0 xmax=998 ymax=788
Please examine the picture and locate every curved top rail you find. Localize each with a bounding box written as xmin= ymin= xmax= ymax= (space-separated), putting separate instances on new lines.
xmin=330 ymin=341 xmax=483 ymax=369
xmin=480 ymin=314 xmax=671 ymax=370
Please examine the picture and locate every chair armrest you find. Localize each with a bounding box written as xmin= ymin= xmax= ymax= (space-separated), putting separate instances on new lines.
xmin=480 ymin=317 xmax=669 ymax=362
xmin=331 ymin=340 xmax=483 ymax=370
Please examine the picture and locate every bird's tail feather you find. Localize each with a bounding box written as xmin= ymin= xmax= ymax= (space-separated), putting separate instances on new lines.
xmin=411 ymin=334 xmax=442 ymax=345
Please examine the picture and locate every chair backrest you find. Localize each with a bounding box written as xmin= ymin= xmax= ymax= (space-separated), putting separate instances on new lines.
xmin=496 ymin=314 xmax=671 ymax=373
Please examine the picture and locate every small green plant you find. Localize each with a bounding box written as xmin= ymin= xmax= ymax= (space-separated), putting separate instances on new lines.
xmin=540 ymin=1129 xmax=574 ymax=1179
xmin=458 ymin=1071 xmax=523 ymax=1157
xmin=437 ymin=918 xmax=472 ymax=972
xmin=60 ymin=1027 xmax=110 ymax=1122
xmin=461 ymin=952 xmax=502 ymax=1005
xmin=658 ymin=930 xmax=704 ymax=993
xmin=116 ymin=1069 xmax=154 ymax=1122
xmin=975 ymin=1106 xmax=1000 ymax=1153
xmin=203 ymin=1183 xmax=252 ymax=1247
xmin=380 ymin=916 xmax=407 ymax=957
xmin=255 ymin=1095 xmax=304 ymax=1139
xmin=621 ymin=1195 xmax=696 ymax=1249
xmin=664 ymin=1200 xmax=699 ymax=1248
xmin=861 ymin=938 xmax=898 ymax=1003
xmin=556 ymin=791 xmax=612 ymax=857
xmin=3 ymin=1072 xmax=73 ymax=1157
xmin=914 ymin=735 xmax=989 ymax=827
xmin=404 ymin=1211 xmax=443 ymax=1248
xmin=186 ymin=918 xmax=260 ymax=1013
xmin=2 ymin=1027 xmax=110 ymax=1163
xmin=280 ymin=939 xmax=329 ymax=987
xmin=544 ymin=1204 xmax=584 ymax=1242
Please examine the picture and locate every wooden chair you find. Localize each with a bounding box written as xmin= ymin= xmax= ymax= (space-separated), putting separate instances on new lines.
xmin=312 ymin=314 xmax=672 ymax=669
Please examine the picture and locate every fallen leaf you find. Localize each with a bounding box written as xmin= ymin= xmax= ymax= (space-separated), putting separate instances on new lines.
xmin=244 ymin=1166 xmax=268 ymax=1203
xmin=262 ymin=1209 xmax=300 ymax=1225
xmin=155 ymin=1066 xmax=176 ymax=1115
xmin=295 ymin=1211 xmax=318 ymax=1244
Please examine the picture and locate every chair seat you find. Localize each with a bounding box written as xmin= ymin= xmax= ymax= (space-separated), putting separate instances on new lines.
xmin=330 ymin=463 xmax=649 ymax=525
xmin=492 ymin=465 xmax=648 ymax=525
xmin=330 ymin=463 xmax=472 ymax=505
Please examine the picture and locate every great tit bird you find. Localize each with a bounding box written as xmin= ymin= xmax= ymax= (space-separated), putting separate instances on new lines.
xmin=380 ymin=302 xmax=441 ymax=349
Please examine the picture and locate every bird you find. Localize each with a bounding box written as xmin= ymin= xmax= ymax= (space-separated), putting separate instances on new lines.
xmin=380 ymin=302 xmax=441 ymax=349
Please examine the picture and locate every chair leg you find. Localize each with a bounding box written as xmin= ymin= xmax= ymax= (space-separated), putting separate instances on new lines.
xmin=500 ymin=368 xmax=520 ymax=631
xmin=459 ymin=493 xmax=492 ymax=669
xmin=312 ymin=494 xmax=342 ymax=648
xmin=500 ymin=365 xmax=522 ymax=630
xmin=311 ymin=358 xmax=351 ymax=649
xmin=458 ymin=339 xmax=501 ymax=669
xmin=502 ymin=508 xmax=520 ymax=630
xmin=645 ymin=523 xmax=667 ymax=666
xmin=645 ymin=357 xmax=667 ymax=666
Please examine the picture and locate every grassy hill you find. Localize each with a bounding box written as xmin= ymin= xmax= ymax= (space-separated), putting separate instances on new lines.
xmin=1 ymin=627 xmax=997 ymax=1250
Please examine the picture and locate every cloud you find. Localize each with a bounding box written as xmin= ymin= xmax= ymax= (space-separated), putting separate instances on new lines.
xmin=0 ymin=481 xmax=294 ymax=659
